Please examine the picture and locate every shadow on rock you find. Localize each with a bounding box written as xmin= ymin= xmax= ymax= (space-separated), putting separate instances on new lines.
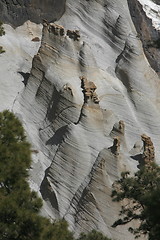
xmin=46 ymin=125 xmax=68 ymax=146
xmin=40 ymin=167 xmax=59 ymax=212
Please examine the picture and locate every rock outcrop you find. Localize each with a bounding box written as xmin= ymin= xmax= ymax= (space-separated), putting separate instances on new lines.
xmin=141 ymin=134 xmax=155 ymax=163
xmin=48 ymin=23 xmax=65 ymax=36
xmin=1 ymin=0 xmax=160 ymax=239
xmin=67 ymin=30 xmax=80 ymax=41
xmin=80 ymin=76 xmax=99 ymax=104
xmin=14 ymin=0 xmax=160 ymax=238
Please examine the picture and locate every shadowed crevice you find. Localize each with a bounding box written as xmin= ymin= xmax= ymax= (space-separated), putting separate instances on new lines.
xmin=18 ymin=71 xmax=30 ymax=86
xmin=40 ymin=167 xmax=59 ymax=212
xmin=46 ymin=125 xmax=68 ymax=146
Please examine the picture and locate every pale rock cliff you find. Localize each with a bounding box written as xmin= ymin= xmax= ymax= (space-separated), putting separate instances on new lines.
xmin=0 ymin=0 xmax=160 ymax=240
xmin=0 ymin=21 xmax=42 ymax=111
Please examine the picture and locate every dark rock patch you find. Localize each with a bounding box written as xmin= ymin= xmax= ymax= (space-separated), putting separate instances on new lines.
xmin=0 ymin=0 xmax=66 ymax=28
xmin=127 ymin=0 xmax=160 ymax=75
xmin=18 ymin=71 xmax=30 ymax=86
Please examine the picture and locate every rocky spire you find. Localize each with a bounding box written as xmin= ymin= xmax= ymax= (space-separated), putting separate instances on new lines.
xmin=141 ymin=134 xmax=155 ymax=163
xmin=80 ymin=76 xmax=99 ymax=104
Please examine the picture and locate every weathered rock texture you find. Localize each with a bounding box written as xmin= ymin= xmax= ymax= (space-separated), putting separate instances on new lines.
xmin=81 ymin=76 xmax=100 ymax=104
xmin=141 ymin=134 xmax=155 ymax=163
xmin=1 ymin=0 xmax=160 ymax=240
xmin=128 ymin=0 xmax=160 ymax=74
xmin=110 ymin=136 xmax=121 ymax=156
xmin=0 ymin=0 xmax=66 ymax=27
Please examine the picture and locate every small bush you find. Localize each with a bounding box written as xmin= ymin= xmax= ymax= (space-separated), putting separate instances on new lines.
xmin=77 ymin=230 xmax=112 ymax=240
xmin=0 ymin=46 xmax=5 ymax=54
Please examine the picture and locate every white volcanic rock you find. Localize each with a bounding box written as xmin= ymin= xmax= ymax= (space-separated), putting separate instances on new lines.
xmin=138 ymin=0 xmax=160 ymax=30
xmin=0 ymin=0 xmax=160 ymax=239
xmin=0 ymin=21 xmax=42 ymax=111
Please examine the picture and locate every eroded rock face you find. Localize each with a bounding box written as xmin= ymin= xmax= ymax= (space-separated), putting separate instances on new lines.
xmin=66 ymin=29 xmax=80 ymax=41
xmin=141 ymin=134 xmax=155 ymax=163
xmin=0 ymin=0 xmax=66 ymax=27
xmin=4 ymin=0 xmax=160 ymax=239
xmin=80 ymin=76 xmax=99 ymax=104
xmin=48 ymin=23 xmax=65 ymax=36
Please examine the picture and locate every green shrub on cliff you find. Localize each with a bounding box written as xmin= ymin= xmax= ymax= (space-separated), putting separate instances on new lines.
xmin=111 ymin=163 xmax=160 ymax=240
xmin=0 ymin=110 xmax=45 ymax=239
xmin=77 ymin=230 xmax=111 ymax=240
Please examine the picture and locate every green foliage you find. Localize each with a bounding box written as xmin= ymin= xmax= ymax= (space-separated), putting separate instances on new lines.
xmin=77 ymin=230 xmax=112 ymax=240
xmin=0 ymin=110 xmax=112 ymax=240
xmin=42 ymin=219 xmax=74 ymax=240
xmin=0 ymin=46 xmax=5 ymax=54
xmin=111 ymin=163 xmax=160 ymax=240
xmin=0 ymin=110 xmax=45 ymax=239
xmin=0 ymin=110 xmax=31 ymax=193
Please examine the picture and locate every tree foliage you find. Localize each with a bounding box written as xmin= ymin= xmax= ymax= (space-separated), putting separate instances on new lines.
xmin=0 ymin=110 xmax=45 ymax=239
xmin=0 ymin=110 xmax=111 ymax=240
xmin=77 ymin=230 xmax=111 ymax=240
xmin=111 ymin=162 xmax=160 ymax=240
xmin=0 ymin=111 xmax=73 ymax=240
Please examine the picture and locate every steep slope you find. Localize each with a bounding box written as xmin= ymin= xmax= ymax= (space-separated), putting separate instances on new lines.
xmin=0 ymin=21 xmax=42 ymax=111
xmin=0 ymin=0 xmax=160 ymax=239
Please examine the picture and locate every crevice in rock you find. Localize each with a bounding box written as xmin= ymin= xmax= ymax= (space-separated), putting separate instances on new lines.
xmin=46 ymin=125 xmax=68 ymax=146
xmin=45 ymin=87 xmax=61 ymax=123
xmin=18 ymin=71 xmax=30 ymax=86
xmin=40 ymin=167 xmax=59 ymax=213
